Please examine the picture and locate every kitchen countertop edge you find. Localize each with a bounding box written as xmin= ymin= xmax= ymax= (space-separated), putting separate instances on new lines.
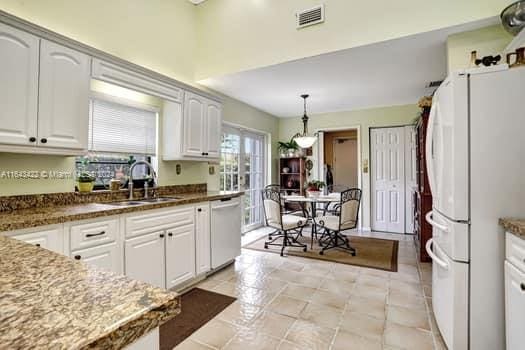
xmin=499 ymin=218 xmax=525 ymax=239
xmin=0 ymin=191 xmax=243 ymax=232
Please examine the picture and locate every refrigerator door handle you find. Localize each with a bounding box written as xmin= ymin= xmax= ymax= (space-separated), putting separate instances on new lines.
xmin=425 ymin=238 xmax=449 ymax=270
xmin=425 ymin=102 xmax=437 ymax=196
xmin=425 ymin=211 xmax=449 ymax=232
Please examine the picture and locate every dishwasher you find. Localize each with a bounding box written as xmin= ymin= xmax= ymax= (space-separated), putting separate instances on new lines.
xmin=211 ymin=196 xmax=242 ymax=269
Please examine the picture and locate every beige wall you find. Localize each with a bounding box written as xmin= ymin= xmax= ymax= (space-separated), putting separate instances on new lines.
xmin=0 ymin=0 xmax=197 ymax=83
xmin=195 ymin=0 xmax=507 ymax=80
xmin=279 ymin=104 xmax=419 ymax=229
xmin=447 ymin=24 xmax=513 ymax=73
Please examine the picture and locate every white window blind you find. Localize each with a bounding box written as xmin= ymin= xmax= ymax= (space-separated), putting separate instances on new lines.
xmin=89 ymin=98 xmax=157 ymax=155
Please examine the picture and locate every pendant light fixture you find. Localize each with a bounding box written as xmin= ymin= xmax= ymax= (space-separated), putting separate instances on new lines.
xmin=293 ymin=94 xmax=317 ymax=148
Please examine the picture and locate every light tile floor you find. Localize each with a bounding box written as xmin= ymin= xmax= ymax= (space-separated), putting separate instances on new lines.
xmin=175 ymin=227 xmax=446 ymax=350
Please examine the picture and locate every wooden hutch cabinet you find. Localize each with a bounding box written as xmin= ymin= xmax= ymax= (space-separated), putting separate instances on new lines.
xmin=414 ymin=107 xmax=433 ymax=262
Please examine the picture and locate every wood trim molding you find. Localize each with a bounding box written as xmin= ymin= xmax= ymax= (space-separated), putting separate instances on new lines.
xmin=0 ymin=9 xmax=223 ymax=103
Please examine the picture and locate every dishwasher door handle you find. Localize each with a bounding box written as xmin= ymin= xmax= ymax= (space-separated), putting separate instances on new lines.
xmin=213 ymin=202 xmax=240 ymax=210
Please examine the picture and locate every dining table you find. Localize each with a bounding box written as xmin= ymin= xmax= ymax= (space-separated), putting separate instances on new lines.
xmin=283 ymin=194 xmax=341 ymax=248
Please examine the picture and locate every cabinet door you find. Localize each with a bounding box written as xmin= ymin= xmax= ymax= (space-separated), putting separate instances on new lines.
xmin=166 ymin=224 xmax=195 ymax=289
xmin=38 ymin=40 xmax=90 ymax=150
xmin=72 ymin=243 xmax=121 ymax=274
xmin=10 ymin=227 xmax=64 ymax=255
xmin=195 ymin=204 xmax=211 ymax=275
xmin=125 ymin=231 xmax=165 ymax=289
xmin=204 ymin=100 xmax=222 ymax=158
xmin=0 ymin=23 xmax=39 ymax=146
xmin=183 ymin=92 xmax=206 ymax=157
xmin=505 ymin=261 xmax=525 ymax=350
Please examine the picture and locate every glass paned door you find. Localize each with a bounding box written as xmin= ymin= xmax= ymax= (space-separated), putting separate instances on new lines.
xmin=220 ymin=126 xmax=266 ymax=233
xmin=243 ymin=132 xmax=265 ymax=232
xmin=220 ymin=127 xmax=241 ymax=192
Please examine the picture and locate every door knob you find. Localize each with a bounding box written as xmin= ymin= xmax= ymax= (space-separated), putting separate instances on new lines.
xmin=159 ymin=233 xmax=165 ymax=238
xmin=521 ymin=283 xmax=525 ymax=292
xmin=168 ymin=232 xmax=173 ymax=237
xmin=74 ymin=255 xmax=81 ymax=260
xmin=40 ymin=138 xmax=47 ymax=144
xmin=29 ymin=137 xmax=36 ymax=143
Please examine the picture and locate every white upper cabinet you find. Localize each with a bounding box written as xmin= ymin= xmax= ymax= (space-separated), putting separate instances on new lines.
xmin=163 ymin=91 xmax=222 ymax=161
xmin=205 ymin=100 xmax=222 ymax=158
xmin=38 ymin=40 xmax=90 ymax=150
xmin=183 ymin=92 xmax=207 ymax=157
xmin=0 ymin=23 xmax=39 ymax=146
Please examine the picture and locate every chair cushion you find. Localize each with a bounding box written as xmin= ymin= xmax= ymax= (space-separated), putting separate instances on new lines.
xmin=268 ymin=214 xmax=306 ymax=230
xmin=317 ymin=215 xmax=356 ymax=231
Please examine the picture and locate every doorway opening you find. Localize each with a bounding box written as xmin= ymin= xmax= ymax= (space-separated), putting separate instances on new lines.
xmin=324 ymin=130 xmax=359 ymax=191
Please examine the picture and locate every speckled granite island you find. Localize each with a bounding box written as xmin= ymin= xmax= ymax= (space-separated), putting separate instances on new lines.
xmin=499 ymin=218 xmax=525 ymax=239
xmin=0 ymin=235 xmax=180 ymax=349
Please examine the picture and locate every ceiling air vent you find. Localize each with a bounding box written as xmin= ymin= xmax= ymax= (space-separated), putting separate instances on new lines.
xmin=296 ymin=4 xmax=325 ymax=29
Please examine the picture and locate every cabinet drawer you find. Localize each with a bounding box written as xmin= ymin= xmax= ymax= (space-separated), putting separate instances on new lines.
xmin=70 ymin=218 xmax=118 ymax=251
xmin=506 ymin=232 xmax=525 ymax=273
xmin=125 ymin=206 xmax=194 ymax=238
xmin=71 ymin=242 xmax=121 ymax=275
xmin=7 ymin=225 xmax=64 ymax=255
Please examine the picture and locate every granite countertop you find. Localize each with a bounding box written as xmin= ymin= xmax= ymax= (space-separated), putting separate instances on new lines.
xmin=0 ymin=191 xmax=242 ymax=232
xmin=499 ymin=218 xmax=525 ymax=239
xmin=0 ymin=235 xmax=180 ymax=349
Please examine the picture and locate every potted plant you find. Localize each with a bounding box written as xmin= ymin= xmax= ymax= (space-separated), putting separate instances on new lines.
xmin=306 ymin=180 xmax=325 ymax=198
xmin=77 ymin=171 xmax=96 ymax=193
xmin=278 ymin=138 xmax=301 ymax=157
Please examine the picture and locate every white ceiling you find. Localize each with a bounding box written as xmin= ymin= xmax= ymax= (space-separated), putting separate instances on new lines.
xmin=188 ymin=0 xmax=207 ymax=4
xmin=199 ymin=18 xmax=498 ymax=117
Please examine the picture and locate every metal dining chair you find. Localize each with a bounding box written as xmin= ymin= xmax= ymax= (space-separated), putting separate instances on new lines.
xmin=264 ymin=184 xmax=307 ymax=240
xmin=322 ymin=184 xmax=350 ymax=216
xmin=316 ymin=188 xmax=362 ymax=256
xmin=262 ymin=187 xmax=308 ymax=256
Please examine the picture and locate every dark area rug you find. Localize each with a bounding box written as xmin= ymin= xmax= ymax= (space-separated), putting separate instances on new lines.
xmin=244 ymin=234 xmax=399 ymax=272
xmin=159 ymin=288 xmax=236 ymax=350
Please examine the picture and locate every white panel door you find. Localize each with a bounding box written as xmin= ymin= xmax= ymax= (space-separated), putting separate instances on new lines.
xmin=183 ymin=92 xmax=206 ymax=157
xmin=0 ymin=23 xmax=39 ymax=146
xmin=72 ymin=243 xmax=121 ymax=275
xmin=405 ymin=125 xmax=417 ymax=234
xmin=38 ymin=39 xmax=90 ymax=149
xmin=371 ymin=127 xmax=406 ymax=233
xmin=165 ymin=224 xmax=196 ymax=289
xmin=195 ymin=204 xmax=211 ymax=275
xmin=125 ymin=231 xmax=165 ymax=289
xmin=204 ymin=100 xmax=222 ymax=158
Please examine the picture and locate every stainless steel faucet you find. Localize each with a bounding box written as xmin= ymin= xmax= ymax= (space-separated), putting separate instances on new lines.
xmin=128 ymin=160 xmax=157 ymax=200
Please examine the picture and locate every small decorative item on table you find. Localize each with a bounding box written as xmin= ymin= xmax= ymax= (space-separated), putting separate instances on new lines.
xmin=282 ymin=167 xmax=290 ymax=174
xmin=306 ymin=180 xmax=325 ymax=198
xmin=77 ymin=172 xmax=96 ymax=193
xmin=507 ymin=47 xmax=525 ymax=68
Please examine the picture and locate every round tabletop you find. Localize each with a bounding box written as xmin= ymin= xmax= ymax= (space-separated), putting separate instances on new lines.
xmin=283 ymin=195 xmax=340 ymax=203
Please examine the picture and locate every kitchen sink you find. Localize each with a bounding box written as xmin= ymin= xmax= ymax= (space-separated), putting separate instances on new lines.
xmin=104 ymin=201 xmax=144 ymax=206
xmin=138 ymin=197 xmax=183 ymax=203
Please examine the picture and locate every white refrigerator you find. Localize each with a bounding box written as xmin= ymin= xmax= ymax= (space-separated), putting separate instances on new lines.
xmin=425 ymin=65 xmax=525 ymax=350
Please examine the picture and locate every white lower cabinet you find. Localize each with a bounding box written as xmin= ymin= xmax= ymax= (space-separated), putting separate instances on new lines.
xmin=505 ymin=232 xmax=525 ymax=350
xmin=195 ymin=203 xmax=211 ymax=275
xmin=125 ymin=230 xmax=166 ymax=289
xmin=6 ymin=225 xmax=65 ymax=255
xmin=166 ymin=224 xmax=196 ymax=289
xmin=71 ymin=242 xmax=121 ymax=274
